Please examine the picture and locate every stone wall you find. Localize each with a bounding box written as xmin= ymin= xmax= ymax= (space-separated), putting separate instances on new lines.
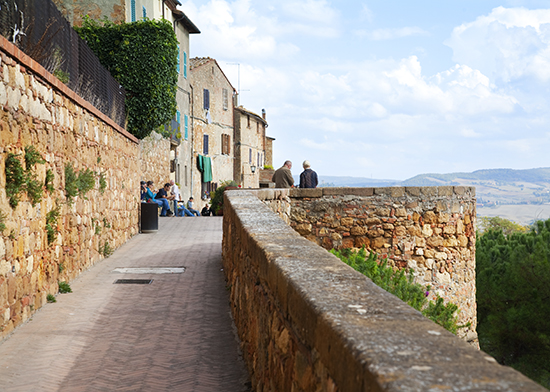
xmin=223 ymin=189 xmax=545 ymax=392
xmin=139 ymin=131 xmax=170 ymax=186
xmin=0 ymin=36 xmax=142 ymax=338
xmin=259 ymin=187 xmax=477 ymax=342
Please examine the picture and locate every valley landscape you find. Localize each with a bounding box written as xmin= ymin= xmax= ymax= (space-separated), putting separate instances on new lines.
xmin=314 ymin=167 xmax=550 ymax=226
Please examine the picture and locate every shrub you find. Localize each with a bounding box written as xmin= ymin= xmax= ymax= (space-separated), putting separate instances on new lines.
xmin=331 ymin=247 xmax=464 ymax=334
xmin=210 ymin=180 xmax=237 ymax=215
xmin=58 ymin=281 xmax=72 ymax=293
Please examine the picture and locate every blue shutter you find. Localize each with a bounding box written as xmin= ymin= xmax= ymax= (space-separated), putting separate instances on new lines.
xmin=176 ymin=111 xmax=181 ymax=126
xmin=203 ymin=134 xmax=209 ymax=155
xmin=184 ymin=114 xmax=189 ymax=140
xmin=142 ymin=6 xmax=146 ymax=19
xmin=203 ymin=89 xmax=210 ymax=110
xmin=176 ymin=46 xmax=180 ymax=73
xmin=131 ymin=0 xmax=136 ymax=22
xmin=183 ymin=51 xmax=188 ymax=78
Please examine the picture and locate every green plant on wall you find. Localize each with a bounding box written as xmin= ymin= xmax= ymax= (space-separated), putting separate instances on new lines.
xmin=75 ymin=17 xmax=179 ymax=139
xmin=64 ymin=163 xmax=78 ymax=204
xmin=45 ymin=169 xmax=54 ymax=193
xmin=46 ymin=204 xmax=60 ymax=245
xmin=0 ymin=211 xmax=6 ymax=232
xmin=5 ymin=146 xmax=47 ymax=208
xmin=100 ymin=241 xmax=113 ymax=257
xmin=98 ymin=172 xmax=107 ymax=194
xmin=5 ymin=153 xmax=25 ymax=208
xmin=77 ymin=168 xmax=95 ymax=197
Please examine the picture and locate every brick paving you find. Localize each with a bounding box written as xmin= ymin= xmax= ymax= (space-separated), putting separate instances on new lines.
xmin=0 ymin=217 xmax=251 ymax=392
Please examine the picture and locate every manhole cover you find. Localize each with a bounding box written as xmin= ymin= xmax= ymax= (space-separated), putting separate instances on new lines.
xmin=112 ymin=267 xmax=185 ymax=274
xmin=114 ymin=279 xmax=153 ymax=284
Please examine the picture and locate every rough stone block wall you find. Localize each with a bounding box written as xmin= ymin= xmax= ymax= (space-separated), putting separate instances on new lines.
xmin=258 ymin=187 xmax=477 ymax=343
xmin=223 ymin=189 xmax=545 ymax=392
xmin=0 ymin=36 xmax=142 ymax=338
xmin=139 ymin=131 xmax=170 ymax=186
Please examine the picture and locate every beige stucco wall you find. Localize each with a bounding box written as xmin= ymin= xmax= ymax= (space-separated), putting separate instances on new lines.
xmin=234 ymin=107 xmax=267 ymax=188
xmin=190 ymin=58 xmax=235 ymax=199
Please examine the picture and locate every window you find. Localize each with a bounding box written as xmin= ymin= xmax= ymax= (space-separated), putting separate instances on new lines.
xmin=223 ymin=88 xmax=228 ymax=110
xmin=203 ymin=89 xmax=210 ymax=110
xmin=203 ymin=134 xmax=209 ymax=155
xmin=257 ymin=152 xmax=260 ymax=167
xmin=256 ymin=121 xmax=259 ymax=133
xmin=247 ymin=115 xmax=250 ymax=128
xmin=176 ymin=45 xmax=180 ymax=73
xmin=184 ymin=114 xmax=189 ymax=140
xmin=183 ymin=51 xmax=188 ymax=78
xmin=142 ymin=5 xmax=146 ymax=19
xmin=131 ymin=0 xmax=136 ymax=22
xmin=221 ymin=134 xmax=231 ymax=155
xmin=249 ymin=148 xmax=252 ymax=164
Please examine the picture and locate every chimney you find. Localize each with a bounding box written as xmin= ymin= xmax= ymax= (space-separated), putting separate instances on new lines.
xmin=262 ymin=108 xmax=266 ymax=121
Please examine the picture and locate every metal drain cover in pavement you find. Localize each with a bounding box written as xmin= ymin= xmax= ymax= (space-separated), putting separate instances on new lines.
xmin=114 ymin=279 xmax=153 ymax=284
xmin=112 ymin=267 xmax=185 ymax=274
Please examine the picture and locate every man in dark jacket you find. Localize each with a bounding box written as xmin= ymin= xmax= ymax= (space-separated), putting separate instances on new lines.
xmin=299 ymin=160 xmax=318 ymax=188
xmin=272 ymin=160 xmax=294 ymax=188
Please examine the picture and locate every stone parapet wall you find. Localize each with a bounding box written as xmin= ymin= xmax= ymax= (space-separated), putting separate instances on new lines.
xmin=223 ymin=189 xmax=545 ymax=392
xmin=0 ymin=36 xmax=143 ymax=338
xmin=258 ymin=187 xmax=477 ymax=342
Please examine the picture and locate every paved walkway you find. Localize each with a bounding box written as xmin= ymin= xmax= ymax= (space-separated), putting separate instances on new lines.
xmin=0 ymin=217 xmax=250 ymax=392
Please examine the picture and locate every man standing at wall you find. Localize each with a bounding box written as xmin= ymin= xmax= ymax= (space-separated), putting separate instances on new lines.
xmin=272 ymin=160 xmax=294 ymax=188
xmin=299 ymin=160 xmax=318 ymax=189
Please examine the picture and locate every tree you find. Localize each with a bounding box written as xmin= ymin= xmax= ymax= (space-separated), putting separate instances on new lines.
xmin=477 ymin=219 xmax=550 ymax=388
xmin=477 ymin=216 xmax=528 ymax=236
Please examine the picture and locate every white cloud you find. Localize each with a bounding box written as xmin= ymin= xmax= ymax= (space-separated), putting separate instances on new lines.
xmin=446 ymin=6 xmax=550 ymax=83
xmin=363 ymin=26 xmax=428 ymax=41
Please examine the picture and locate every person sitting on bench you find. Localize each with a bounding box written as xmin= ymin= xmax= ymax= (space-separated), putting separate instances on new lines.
xmin=187 ymin=197 xmax=200 ymax=216
xmin=146 ymin=181 xmax=173 ymax=217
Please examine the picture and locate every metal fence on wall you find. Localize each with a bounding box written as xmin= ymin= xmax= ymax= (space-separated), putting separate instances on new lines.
xmin=0 ymin=0 xmax=126 ymax=128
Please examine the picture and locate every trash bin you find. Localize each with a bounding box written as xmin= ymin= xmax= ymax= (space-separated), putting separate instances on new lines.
xmin=140 ymin=202 xmax=158 ymax=233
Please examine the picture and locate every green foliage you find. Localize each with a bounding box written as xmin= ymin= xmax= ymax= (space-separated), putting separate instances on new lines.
xmin=210 ymin=180 xmax=238 ymax=215
xmin=263 ymin=165 xmax=274 ymax=170
xmin=65 ymin=164 xmax=98 ymax=203
xmin=100 ymin=241 xmax=113 ymax=257
xmin=46 ymin=294 xmax=56 ymax=303
xmin=5 ymin=153 xmax=25 ymax=208
xmin=64 ymin=163 xmax=78 ymax=203
xmin=53 ymin=69 xmax=69 ymax=84
xmin=95 ymin=224 xmax=101 ymax=235
xmin=5 ymin=147 xmax=46 ymax=208
xmin=58 ymin=262 xmax=65 ymax=274
xmin=477 ymin=220 xmax=550 ymax=388
xmin=98 ymin=172 xmax=107 ymax=194
xmin=331 ymin=247 xmax=462 ymax=334
xmin=75 ymin=17 xmax=179 ymax=139
xmin=478 ymin=216 xmax=528 ymax=236
xmin=46 ymin=205 xmax=60 ymax=245
xmin=77 ymin=168 xmax=95 ymax=197
xmin=45 ymin=169 xmax=55 ymax=193
xmin=58 ymin=281 xmax=72 ymax=293
xmin=103 ymin=218 xmax=111 ymax=229
xmin=0 ymin=210 xmax=6 ymax=232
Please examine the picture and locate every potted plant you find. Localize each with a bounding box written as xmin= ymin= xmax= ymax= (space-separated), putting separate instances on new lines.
xmin=210 ymin=180 xmax=238 ymax=216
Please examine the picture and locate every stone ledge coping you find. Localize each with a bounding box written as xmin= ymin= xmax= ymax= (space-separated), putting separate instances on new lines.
xmin=225 ymin=189 xmax=543 ymax=391
xmin=0 ymin=35 xmax=138 ymax=144
xmin=254 ymin=186 xmax=475 ymax=199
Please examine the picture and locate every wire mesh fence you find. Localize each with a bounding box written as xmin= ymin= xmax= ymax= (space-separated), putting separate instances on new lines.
xmin=0 ymin=0 xmax=126 ymax=128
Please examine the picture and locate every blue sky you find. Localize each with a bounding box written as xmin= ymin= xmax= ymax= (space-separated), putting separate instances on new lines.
xmin=179 ymin=0 xmax=550 ymax=180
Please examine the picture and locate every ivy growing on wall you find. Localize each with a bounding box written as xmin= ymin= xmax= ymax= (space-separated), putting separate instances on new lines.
xmin=75 ymin=17 xmax=179 ymax=139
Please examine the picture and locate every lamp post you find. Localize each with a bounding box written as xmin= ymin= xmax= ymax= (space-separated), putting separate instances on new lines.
xmin=250 ymin=165 xmax=256 ymax=174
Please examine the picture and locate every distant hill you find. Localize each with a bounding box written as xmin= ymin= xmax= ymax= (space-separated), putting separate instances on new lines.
xmin=401 ymin=168 xmax=550 ymax=186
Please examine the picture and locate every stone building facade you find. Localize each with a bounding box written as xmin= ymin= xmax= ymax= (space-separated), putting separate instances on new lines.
xmin=234 ymin=106 xmax=268 ymax=188
xmin=189 ymin=57 xmax=236 ymax=199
